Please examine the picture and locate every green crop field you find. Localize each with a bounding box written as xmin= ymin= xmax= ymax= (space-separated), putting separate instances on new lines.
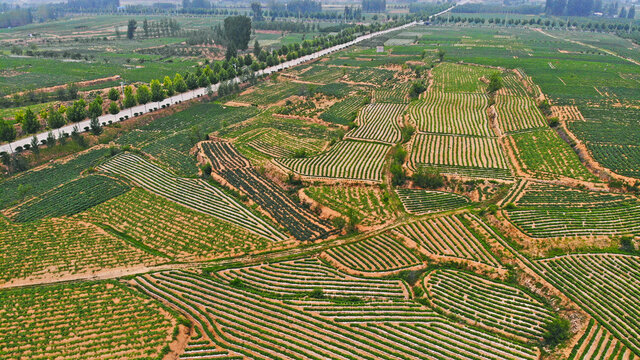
xmin=2 ymin=10 xmax=640 ymax=360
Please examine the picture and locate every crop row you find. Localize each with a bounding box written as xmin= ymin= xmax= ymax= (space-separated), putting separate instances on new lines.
xmin=200 ymin=141 xmax=251 ymax=172
xmin=538 ymin=254 xmax=640 ymax=355
xmin=568 ymin=319 xmax=637 ymax=360
xmin=509 ymin=128 xmax=596 ymax=181
xmin=497 ymin=74 xmax=530 ymax=97
xmin=550 ymin=105 xmax=585 ymax=121
xmin=77 ymin=188 xmax=273 ymax=261
xmin=411 ymin=92 xmax=491 ymax=136
xmin=0 ymin=216 xmax=157 ymax=284
xmin=396 ymin=189 xmax=470 ymax=214
xmin=0 ymin=147 xmax=110 ymax=209
xmin=410 ymin=133 xmax=509 ymax=170
xmin=239 ymin=127 xmax=327 ymax=159
xmin=588 ymin=143 xmax=640 ymax=179
xmin=392 ymin=213 xmax=501 ymax=267
xmin=217 ymin=258 xmax=407 ymax=299
xmin=345 ymin=67 xmax=395 ymax=85
xmin=202 ymin=140 xmax=335 ymax=241
xmin=512 ymin=182 xmax=634 ymax=208
xmin=426 ymin=269 xmax=554 ymax=341
xmin=494 ymin=95 xmax=547 ymax=133
xmin=276 ymin=140 xmax=390 ymax=182
xmin=99 ymin=153 xmax=286 ymax=241
xmin=8 ymin=174 xmax=130 ymax=223
xmin=320 ymin=96 xmax=369 ymax=125
xmin=324 ymin=234 xmax=420 ymax=272
xmin=303 ymin=185 xmax=392 ymax=226
xmin=431 ymin=63 xmax=497 ymax=93
xmin=0 ymin=280 xmax=173 ymax=359
xmin=345 ymin=103 xmax=406 ymax=145
xmin=374 ymin=82 xmax=411 ymax=104
xmin=506 ymin=203 xmax=640 ymax=238
xmin=136 ymin=270 xmax=538 ymax=360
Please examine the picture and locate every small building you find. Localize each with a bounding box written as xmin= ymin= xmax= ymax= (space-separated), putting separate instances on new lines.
xmin=376 ymin=46 xmax=384 ymax=53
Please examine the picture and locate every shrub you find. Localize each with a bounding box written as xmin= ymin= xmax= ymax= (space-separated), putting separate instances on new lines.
xmin=542 ymin=317 xmax=570 ymax=348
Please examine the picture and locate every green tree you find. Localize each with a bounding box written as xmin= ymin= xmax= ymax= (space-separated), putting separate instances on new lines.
xmin=412 ymin=167 xmax=444 ymax=189
xmin=253 ymin=39 xmax=261 ymax=57
xmin=66 ymin=100 xmax=87 ymax=123
xmin=30 ymin=135 xmax=39 ymax=155
xmin=150 ymin=79 xmax=165 ymax=102
xmin=437 ymin=48 xmax=446 ymax=62
xmin=108 ymin=87 xmax=120 ymax=101
xmin=0 ymin=119 xmax=17 ymax=150
xmin=88 ymin=96 xmax=103 ymax=120
xmin=108 ymin=102 xmax=119 ymax=115
xmin=173 ymin=73 xmax=188 ymax=93
xmin=163 ymin=76 xmax=175 ymax=96
xmin=47 ymin=107 xmax=65 ymax=129
xmin=127 ymin=19 xmax=137 ymax=39
xmin=224 ymin=15 xmax=252 ymax=50
xmin=46 ymin=131 xmax=56 ymax=147
xmin=136 ymin=85 xmax=152 ymax=105
xmin=542 ymin=317 xmax=570 ymax=348
xmin=123 ymin=86 xmax=137 ymax=108
xmin=487 ymin=72 xmax=503 ymax=94
xmin=22 ymin=108 xmax=40 ymax=134
xmin=90 ymin=117 xmax=102 ymax=135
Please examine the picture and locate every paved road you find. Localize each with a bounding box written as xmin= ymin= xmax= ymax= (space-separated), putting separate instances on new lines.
xmin=1 ymin=7 xmax=457 ymax=154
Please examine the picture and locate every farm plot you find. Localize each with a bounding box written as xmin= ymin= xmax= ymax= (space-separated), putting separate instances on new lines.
xmin=411 ymin=92 xmax=491 ymax=136
xmin=304 ymin=185 xmax=393 ymax=226
xmin=216 ymin=258 xmax=408 ymax=299
xmin=0 ymin=216 xmax=157 ymax=284
xmin=0 ymin=148 xmax=110 ymax=209
xmin=498 ymin=73 xmax=531 ymax=97
xmin=506 ymin=203 xmax=640 ymax=238
xmin=136 ymin=270 xmax=538 ymax=360
xmin=98 ymin=153 xmax=286 ymax=242
xmin=345 ymin=103 xmax=406 ymax=144
xmin=276 ymin=140 xmax=390 ymax=182
xmin=323 ymin=234 xmax=421 ymax=273
xmin=0 ymin=281 xmax=174 ymax=359
xmin=431 ymin=62 xmax=497 ymax=93
xmin=410 ymin=133 xmax=510 ymax=179
xmin=512 ymin=182 xmax=635 ymax=208
xmin=587 ymin=143 xmax=640 ymax=179
xmin=286 ymin=299 xmax=441 ymax=324
xmin=201 ymin=141 xmax=334 ymax=241
xmin=426 ymin=269 xmax=555 ymax=341
xmin=396 ymin=189 xmax=470 ymax=214
xmin=7 ymin=174 xmax=130 ymax=223
xmin=374 ymin=82 xmax=411 ymax=104
xmin=494 ymin=95 xmax=547 ymax=133
xmin=538 ymin=254 xmax=640 ymax=355
xmin=77 ymin=188 xmax=273 ymax=261
xmin=344 ymin=67 xmax=395 ymax=85
xmin=568 ymin=319 xmax=638 ymax=360
xmin=320 ymin=96 xmax=369 ymax=125
xmin=509 ymin=129 xmax=597 ymax=181
xmin=295 ymin=64 xmax=344 ymax=83
xmin=236 ymin=81 xmax=307 ymax=106
xmin=392 ymin=214 xmax=501 ymax=267
xmin=236 ymin=127 xmax=328 ymax=160
xmin=551 ymin=105 xmax=585 ymax=121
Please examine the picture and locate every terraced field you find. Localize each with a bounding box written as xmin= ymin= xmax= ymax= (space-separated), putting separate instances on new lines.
xmin=510 ymin=181 xmax=635 ymax=208
xmin=304 ymin=185 xmax=393 ymax=226
xmin=201 ymin=141 xmax=334 ymax=241
xmin=392 ymin=214 xmax=501 ymax=267
xmin=345 ymin=103 xmax=406 ymax=145
xmin=411 ymin=92 xmax=491 ymax=136
xmin=99 ymin=153 xmax=286 ymax=241
xmin=77 ymin=188 xmax=273 ymax=260
xmin=538 ymin=254 xmax=640 ymax=355
xmin=509 ymin=128 xmax=596 ymax=181
xmin=494 ymin=95 xmax=547 ymax=133
xmin=0 ymin=281 xmax=174 ymax=359
xmin=426 ymin=269 xmax=555 ymax=341
xmin=7 ymin=174 xmax=131 ymax=223
xmin=217 ymin=258 xmax=408 ymax=299
xmin=568 ymin=319 xmax=638 ymax=360
xmin=374 ymin=82 xmax=411 ymax=103
xmin=136 ymin=270 xmax=539 ymax=360
xmin=320 ymin=96 xmax=369 ymax=125
xmin=237 ymin=127 xmax=328 ymax=159
xmin=323 ymin=234 xmax=420 ymax=272
xmin=396 ymin=189 xmax=470 ymax=214
xmin=410 ymin=133 xmax=510 ymax=176
xmin=286 ymin=299 xmax=440 ymax=323
xmin=0 ymin=216 xmax=157 ymax=284
xmin=276 ymin=140 xmax=390 ymax=182
xmin=431 ymin=62 xmax=497 ymax=93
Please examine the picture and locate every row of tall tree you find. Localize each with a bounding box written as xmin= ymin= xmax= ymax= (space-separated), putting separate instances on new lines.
xmin=546 ymin=0 xmax=636 ymax=17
